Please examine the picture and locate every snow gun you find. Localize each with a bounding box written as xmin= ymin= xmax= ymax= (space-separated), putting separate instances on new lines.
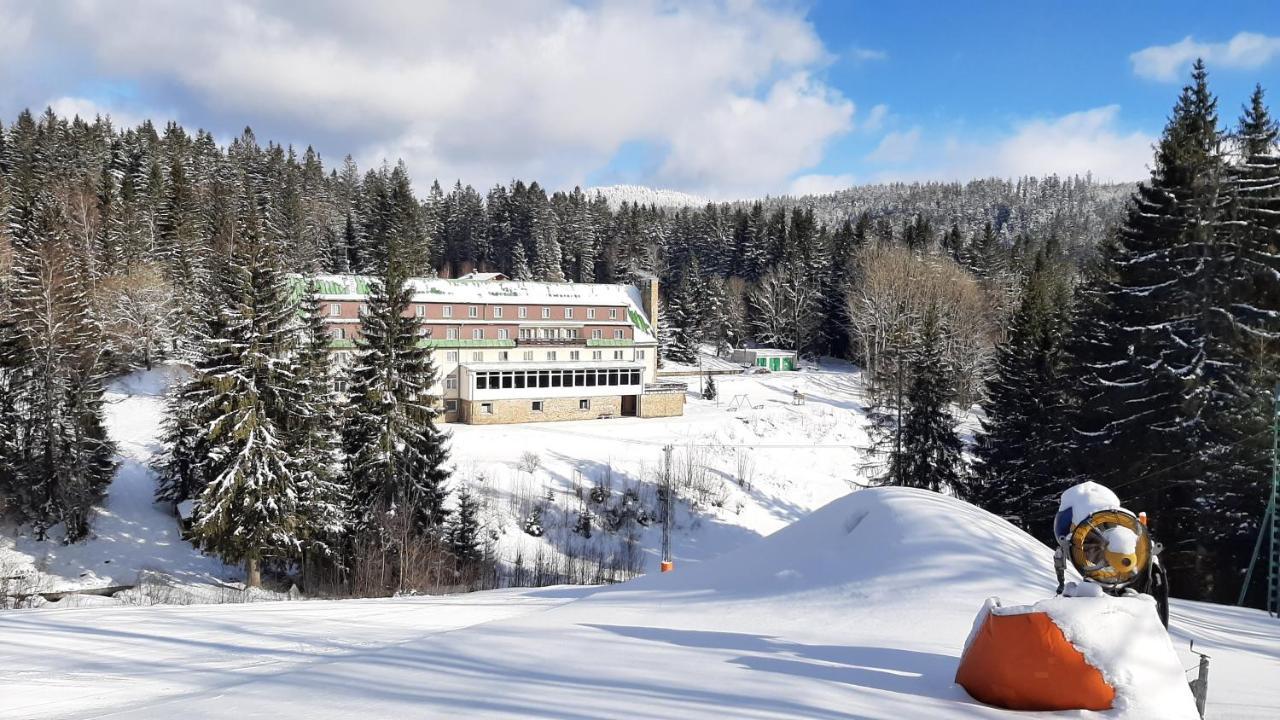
xmin=1052 ymin=481 xmax=1170 ymax=627
xmin=955 ymin=481 xmax=1192 ymax=715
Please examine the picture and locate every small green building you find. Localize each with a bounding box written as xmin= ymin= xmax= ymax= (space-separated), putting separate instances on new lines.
xmin=731 ymin=348 xmax=798 ymax=372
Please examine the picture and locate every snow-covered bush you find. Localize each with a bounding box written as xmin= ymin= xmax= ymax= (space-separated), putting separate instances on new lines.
xmin=522 ymin=507 xmax=545 ymax=538
xmin=517 ymin=451 xmax=542 ymax=476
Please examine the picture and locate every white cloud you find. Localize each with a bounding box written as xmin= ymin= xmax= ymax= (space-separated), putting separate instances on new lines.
xmin=788 ymin=173 xmax=854 ymax=196
xmin=866 ymin=128 xmax=921 ymax=164
xmin=0 ymin=2 xmax=33 ymax=93
xmin=1130 ymin=32 xmax=1280 ymax=82
xmin=871 ymin=106 xmax=1153 ymax=183
xmin=45 ymin=96 xmax=164 ymax=131
xmin=849 ymin=47 xmax=887 ymax=62
xmin=860 ymin=103 xmax=888 ymax=133
xmin=14 ymin=0 xmax=854 ymax=199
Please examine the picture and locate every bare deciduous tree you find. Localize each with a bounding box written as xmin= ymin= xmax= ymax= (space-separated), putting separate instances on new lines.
xmin=94 ymin=263 xmax=179 ymax=371
xmin=845 ymin=244 xmax=996 ymax=406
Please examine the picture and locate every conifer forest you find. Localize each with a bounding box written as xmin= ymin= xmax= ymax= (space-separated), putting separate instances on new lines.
xmin=1 ymin=62 xmax=1277 ymax=605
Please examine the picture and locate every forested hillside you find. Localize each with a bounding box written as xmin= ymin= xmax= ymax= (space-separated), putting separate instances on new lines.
xmin=1 ymin=62 xmax=1276 ymax=605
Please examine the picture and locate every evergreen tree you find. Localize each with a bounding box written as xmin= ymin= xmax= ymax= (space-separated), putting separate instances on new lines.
xmin=1063 ymin=62 xmax=1235 ymax=596
xmin=342 ymin=251 xmax=451 ymax=536
xmin=883 ymin=309 xmax=963 ymax=492
xmin=448 ymin=487 xmax=483 ymax=566
xmin=971 ymin=252 xmax=1073 ymax=537
xmin=287 ymin=280 xmax=348 ymax=560
xmin=702 ymin=373 xmax=718 ymax=401
xmin=3 ymin=188 xmax=116 ymax=540
xmin=186 ymin=186 xmax=308 ymax=587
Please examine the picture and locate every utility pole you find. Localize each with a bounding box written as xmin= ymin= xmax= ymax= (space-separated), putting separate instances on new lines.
xmin=1239 ymin=383 xmax=1279 ymax=616
xmin=661 ymin=444 xmax=674 ymax=572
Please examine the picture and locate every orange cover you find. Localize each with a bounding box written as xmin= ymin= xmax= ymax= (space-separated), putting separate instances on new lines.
xmin=955 ymin=611 xmax=1115 ymax=711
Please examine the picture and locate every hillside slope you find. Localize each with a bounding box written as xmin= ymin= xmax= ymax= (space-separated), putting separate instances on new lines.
xmin=5 ymin=488 xmax=1272 ymax=719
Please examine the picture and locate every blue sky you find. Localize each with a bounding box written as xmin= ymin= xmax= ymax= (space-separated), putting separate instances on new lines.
xmin=0 ymin=1 xmax=1277 ymax=198
xmin=797 ymin=0 xmax=1280 ymax=188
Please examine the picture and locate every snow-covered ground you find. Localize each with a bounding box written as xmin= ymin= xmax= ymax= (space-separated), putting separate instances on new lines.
xmin=0 ymin=366 xmax=234 ymax=593
xmin=2 ymin=488 xmax=1274 ymax=719
xmin=448 ymin=361 xmax=874 ymax=576
xmin=2 ymin=362 xmax=873 ymax=595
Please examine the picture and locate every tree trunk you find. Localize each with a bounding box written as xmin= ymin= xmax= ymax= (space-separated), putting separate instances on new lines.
xmin=246 ymin=557 xmax=262 ymax=588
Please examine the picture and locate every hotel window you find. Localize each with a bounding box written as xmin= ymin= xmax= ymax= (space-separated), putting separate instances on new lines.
xmin=631 ymin=370 xmax=642 ymax=384
xmin=472 ymin=328 xmax=483 ymax=339
xmin=499 ymin=351 xmax=510 ymax=361
xmin=472 ymin=351 xmax=483 ymax=361
xmin=541 ymin=307 xmax=550 ymax=319
xmin=481 ymin=403 xmax=493 ymax=415
xmin=570 ymin=351 xmax=580 ymax=361
xmin=564 ymin=308 xmax=574 ymax=319
xmin=330 ymin=303 xmax=340 ymax=316
xmin=579 ymin=399 xmax=591 ymax=411
xmin=614 ymin=350 xmax=624 ymax=360
xmin=445 ymin=399 xmax=458 ymax=413
xmin=613 ymin=330 xmax=624 ymax=339
xmin=609 ymin=308 xmax=618 ymax=319
xmin=447 ymin=328 xmax=459 ymax=339
xmin=475 ymin=374 xmax=488 ymax=390
xmin=587 ymin=308 xmax=596 ymax=319
xmin=518 ymin=306 xmax=528 ymax=318
xmin=415 ymin=305 xmax=425 ymax=317
xmin=591 ymin=329 xmax=602 ymax=340
xmin=523 ymin=351 xmax=534 ymax=361
xmin=468 ymin=306 xmax=479 ymax=318
xmin=592 ymin=351 xmax=603 ymax=360
xmin=443 ymin=306 xmax=453 ymax=318
xmin=445 ymin=375 xmax=458 ymax=389
xmin=498 ymin=329 xmax=509 ymax=340
xmin=446 ymin=351 xmax=459 ymax=362
xmin=494 ymin=307 xmax=504 ymax=318
xmin=332 ymin=327 xmax=345 ymax=340
xmin=637 ymin=350 xmax=646 ymax=359
xmin=532 ymin=401 xmax=544 ymax=412
xmin=359 ymin=304 xmax=368 ymax=315
xmin=547 ymin=351 xmax=557 ymax=361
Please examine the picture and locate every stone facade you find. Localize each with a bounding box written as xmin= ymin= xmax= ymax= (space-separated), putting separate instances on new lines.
xmin=460 ymin=395 xmax=624 ymax=425
xmin=639 ymin=392 xmax=685 ymax=418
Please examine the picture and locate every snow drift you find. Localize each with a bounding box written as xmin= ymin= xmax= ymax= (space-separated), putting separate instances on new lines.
xmin=30 ymin=487 xmax=1209 ymax=720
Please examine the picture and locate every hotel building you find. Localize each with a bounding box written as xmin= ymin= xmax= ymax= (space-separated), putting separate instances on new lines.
xmin=309 ymin=274 xmax=685 ymax=424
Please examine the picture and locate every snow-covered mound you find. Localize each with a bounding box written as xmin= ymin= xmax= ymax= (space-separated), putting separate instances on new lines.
xmin=586 ymin=184 xmax=712 ymax=209
xmin=2 ymin=488 xmax=1273 ymax=719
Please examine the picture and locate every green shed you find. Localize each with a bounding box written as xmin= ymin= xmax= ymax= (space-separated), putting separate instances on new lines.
xmin=731 ymin=348 xmax=799 ymax=371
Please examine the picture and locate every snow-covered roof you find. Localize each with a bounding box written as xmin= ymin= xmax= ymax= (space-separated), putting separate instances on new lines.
xmin=456 ymin=272 xmax=509 ymax=281
xmin=305 ymin=274 xmax=657 ymax=343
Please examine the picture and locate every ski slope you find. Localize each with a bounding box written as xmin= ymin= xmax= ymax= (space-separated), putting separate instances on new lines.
xmin=2 ymin=488 xmax=1275 ymax=719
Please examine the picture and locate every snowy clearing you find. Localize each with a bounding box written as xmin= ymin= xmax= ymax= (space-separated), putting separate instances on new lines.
xmin=2 ymin=488 xmax=1275 ymax=719
xmin=0 ymin=366 xmax=234 ymax=594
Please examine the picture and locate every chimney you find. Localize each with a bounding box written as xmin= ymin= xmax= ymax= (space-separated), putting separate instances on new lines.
xmin=639 ymin=276 xmax=659 ymax=333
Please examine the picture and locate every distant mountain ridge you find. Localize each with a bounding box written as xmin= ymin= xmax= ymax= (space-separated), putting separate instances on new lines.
xmin=584 ymin=184 xmax=711 ymax=209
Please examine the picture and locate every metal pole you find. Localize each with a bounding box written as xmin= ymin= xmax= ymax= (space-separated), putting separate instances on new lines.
xmin=661 ymin=444 xmax=674 ymax=572
xmin=1238 ymin=383 xmax=1280 ymax=612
